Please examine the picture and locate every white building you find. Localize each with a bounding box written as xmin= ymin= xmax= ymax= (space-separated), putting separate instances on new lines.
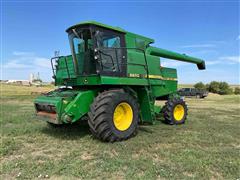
xmin=6 ymin=80 xmax=30 ymax=86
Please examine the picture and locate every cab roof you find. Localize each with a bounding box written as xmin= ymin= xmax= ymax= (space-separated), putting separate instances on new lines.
xmin=66 ymin=21 xmax=154 ymax=44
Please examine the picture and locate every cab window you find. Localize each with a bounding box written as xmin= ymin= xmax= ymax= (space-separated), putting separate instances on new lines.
xmin=95 ymin=29 xmax=126 ymax=76
xmin=103 ymin=36 xmax=120 ymax=48
xmin=135 ymin=38 xmax=145 ymax=50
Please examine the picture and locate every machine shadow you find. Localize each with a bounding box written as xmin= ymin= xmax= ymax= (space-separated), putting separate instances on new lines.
xmin=40 ymin=114 xmax=169 ymax=140
xmin=155 ymin=115 xmax=170 ymax=125
xmin=138 ymin=115 xmax=169 ymax=133
xmin=40 ymin=120 xmax=91 ymax=140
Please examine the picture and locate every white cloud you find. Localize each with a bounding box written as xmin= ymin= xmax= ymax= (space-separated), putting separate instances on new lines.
xmin=3 ymin=57 xmax=51 ymax=69
xmin=3 ymin=51 xmax=51 ymax=69
xmin=205 ymin=60 xmax=221 ymax=65
xmin=3 ymin=60 xmax=32 ymax=69
xmin=237 ymin=35 xmax=240 ymax=40
xmin=34 ymin=57 xmax=52 ymax=68
xmin=161 ymin=60 xmax=190 ymax=67
xmin=208 ymin=40 xmax=226 ymax=44
xmin=189 ymin=50 xmax=218 ymax=56
xmin=2 ymin=51 xmax=52 ymax=81
xmin=219 ymin=56 xmax=240 ymax=63
xmin=205 ymin=56 xmax=240 ymax=66
xmin=181 ymin=44 xmax=216 ymax=48
xmin=161 ymin=56 xmax=239 ymax=68
xmin=13 ymin=51 xmax=34 ymax=56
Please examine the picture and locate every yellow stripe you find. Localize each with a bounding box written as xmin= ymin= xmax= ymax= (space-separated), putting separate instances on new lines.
xmin=145 ymin=74 xmax=177 ymax=81
xmin=164 ymin=77 xmax=178 ymax=81
xmin=147 ymin=75 xmax=163 ymax=79
xmin=128 ymin=73 xmax=177 ymax=81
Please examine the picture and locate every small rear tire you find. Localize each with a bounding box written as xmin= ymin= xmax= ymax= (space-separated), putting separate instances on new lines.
xmin=163 ymin=98 xmax=188 ymax=125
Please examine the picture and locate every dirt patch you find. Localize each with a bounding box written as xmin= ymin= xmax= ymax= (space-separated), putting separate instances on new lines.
xmin=80 ymin=151 xmax=94 ymax=160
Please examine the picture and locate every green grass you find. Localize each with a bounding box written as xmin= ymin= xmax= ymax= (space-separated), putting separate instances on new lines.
xmin=1 ymin=84 xmax=240 ymax=179
xmin=179 ymin=84 xmax=240 ymax=89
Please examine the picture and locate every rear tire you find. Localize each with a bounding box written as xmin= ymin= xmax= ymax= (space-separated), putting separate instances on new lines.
xmin=88 ymin=90 xmax=139 ymax=142
xmin=163 ymin=98 xmax=188 ymax=125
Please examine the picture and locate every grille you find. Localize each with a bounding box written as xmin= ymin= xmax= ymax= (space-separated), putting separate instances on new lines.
xmin=35 ymin=103 xmax=56 ymax=113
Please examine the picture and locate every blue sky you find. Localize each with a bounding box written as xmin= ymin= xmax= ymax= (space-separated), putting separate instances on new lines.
xmin=1 ymin=1 xmax=239 ymax=84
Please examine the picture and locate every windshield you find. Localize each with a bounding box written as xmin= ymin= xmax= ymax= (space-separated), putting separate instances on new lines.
xmin=68 ymin=28 xmax=95 ymax=75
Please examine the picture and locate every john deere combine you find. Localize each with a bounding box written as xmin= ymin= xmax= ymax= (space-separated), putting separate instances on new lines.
xmin=34 ymin=21 xmax=205 ymax=142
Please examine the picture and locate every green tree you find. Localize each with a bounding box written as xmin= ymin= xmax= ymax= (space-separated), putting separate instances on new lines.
xmin=234 ymin=87 xmax=240 ymax=95
xmin=194 ymin=82 xmax=206 ymax=90
xmin=218 ymin=82 xmax=232 ymax=95
xmin=208 ymin=81 xmax=220 ymax=93
xmin=205 ymin=83 xmax=210 ymax=90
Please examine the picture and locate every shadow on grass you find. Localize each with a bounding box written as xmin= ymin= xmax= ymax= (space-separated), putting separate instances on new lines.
xmin=40 ymin=116 xmax=170 ymax=140
xmin=155 ymin=114 xmax=172 ymax=125
xmin=138 ymin=126 xmax=154 ymax=133
xmin=40 ymin=120 xmax=91 ymax=140
xmin=138 ymin=117 xmax=169 ymax=134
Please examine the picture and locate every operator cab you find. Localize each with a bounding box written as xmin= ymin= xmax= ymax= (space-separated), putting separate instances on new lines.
xmin=67 ymin=27 xmax=95 ymax=75
xmin=67 ymin=24 xmax=127 ymax=77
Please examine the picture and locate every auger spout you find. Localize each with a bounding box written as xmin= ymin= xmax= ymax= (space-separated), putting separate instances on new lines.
xmin=146 ymin=46 xmax=205 ymax=70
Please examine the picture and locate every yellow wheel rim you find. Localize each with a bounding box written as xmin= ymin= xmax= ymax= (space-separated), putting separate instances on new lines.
xmin=113 ymin=102 xmax=133 ymax=131
xmin=173 ymin=104 xmax=185 ymax=121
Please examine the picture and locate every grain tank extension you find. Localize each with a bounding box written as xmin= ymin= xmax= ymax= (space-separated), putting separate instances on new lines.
xmin=34 ymin=21 xmax=205 ymax=142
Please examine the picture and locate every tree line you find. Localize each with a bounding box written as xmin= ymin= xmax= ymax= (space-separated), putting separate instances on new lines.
xmin=194 ymin=81 xmax=240 ymax=95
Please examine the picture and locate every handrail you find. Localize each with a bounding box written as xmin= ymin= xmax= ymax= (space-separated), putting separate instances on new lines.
xmin=50 ymin=57 xmax=58 ymax=77
xmin=64 ymin=57 xmax=70 ymax=79
xmin=51 ymin=56 xmax=71 ymax=79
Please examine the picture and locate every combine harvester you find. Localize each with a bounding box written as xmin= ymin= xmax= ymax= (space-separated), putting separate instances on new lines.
xmin=34 ymin=21 xmax=205 ymax=142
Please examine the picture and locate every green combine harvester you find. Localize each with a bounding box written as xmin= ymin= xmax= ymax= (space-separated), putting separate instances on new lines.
xmin=34 ymin=21 xmax=205 ymax=142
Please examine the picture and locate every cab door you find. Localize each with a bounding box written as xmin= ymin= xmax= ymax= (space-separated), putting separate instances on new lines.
xmin=94 ymin=28 xmax=127 ymax=77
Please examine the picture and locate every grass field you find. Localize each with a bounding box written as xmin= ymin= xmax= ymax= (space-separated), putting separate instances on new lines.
xmin=1 ymin=84 xmax=240 ymax=179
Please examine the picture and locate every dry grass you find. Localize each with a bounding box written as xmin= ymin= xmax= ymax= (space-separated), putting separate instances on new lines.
xmin=0 ymin=84 xmax=240 ymax=179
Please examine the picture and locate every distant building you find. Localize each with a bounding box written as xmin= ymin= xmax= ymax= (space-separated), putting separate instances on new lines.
xmin=29 ymin=73 xmax=34 ymax=83
xmin=4 ymin=72 xmax=43 ymax=86
xmin=6 ymin=80 xmax=30 ymax=86
xmin=30 ymin=72 xmax=42 ymax=86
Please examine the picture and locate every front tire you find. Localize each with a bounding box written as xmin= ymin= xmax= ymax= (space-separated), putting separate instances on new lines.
xmin=163 ymin=98 xmax=188 ymax=125
xmin=88 ymin=90 xmax=139 ymax=142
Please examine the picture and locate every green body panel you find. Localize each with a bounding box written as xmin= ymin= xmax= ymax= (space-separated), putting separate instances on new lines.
xmin=35 ymin=89 xmax=99 ymax=124
xmin=66 ymin=21 xmax=126 ymax=34
xmin=125 ymin=31 xmax=154 ymax=48
xmin=127 ymin=50 xmax=147 ymax=75
xmin=34 ymin=96 xmax=62 ymax=124
xmin=55 ymin=55 xmax=76 ymax=80
xmin=35 ymin=21 xmax=205 ymax=125
xmin=34 ymin=90 xmax=79 ymax=124
xmin=135 ymin=87 xmax=156 ymax=124
xmin=63 ymin=90 xmax=98 ymax=123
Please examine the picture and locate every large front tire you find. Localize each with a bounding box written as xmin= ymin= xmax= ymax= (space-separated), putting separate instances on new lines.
xmin=88 ymin=90 xmax=139 ymax=142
